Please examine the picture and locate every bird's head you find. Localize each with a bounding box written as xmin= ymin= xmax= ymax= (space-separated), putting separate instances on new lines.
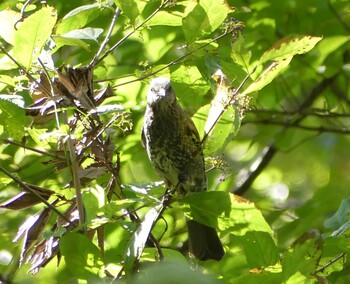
xmin=146 ymin=77 xmax=176 ymax=108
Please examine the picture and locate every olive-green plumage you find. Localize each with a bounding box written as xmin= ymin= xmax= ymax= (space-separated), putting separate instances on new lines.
xmin=142 ymin=77 xmax=224 ymax=260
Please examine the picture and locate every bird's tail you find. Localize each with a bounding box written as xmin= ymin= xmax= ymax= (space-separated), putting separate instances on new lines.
xmin=186 ymin=219 xmax=225 ymax=261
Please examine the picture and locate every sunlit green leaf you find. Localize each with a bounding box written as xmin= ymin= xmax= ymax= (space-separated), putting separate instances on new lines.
xmin=61 ymin=28 xmax=104 ymax=41
xmin=0 ymin=9 xmax=20 ymax=45
xmin=115 ymin=0 xmax=139 ymax=26
xmin=83 ymin=185 xmax=105 ymax=224
xmin=56 ymin=4 xmax=101 ymax=34
xmin=242 ymin=231 xmax=279 ymax=267
xmin=171 ymin=65 xmax=210 ymax=114
xmin=260 ymin=35 xmax=322 ymax=64
xmin=242 ymin=56 xmax=292 ymax=95
xmin=281 ymin=239 xmax=321 ymax=281
xmin=179 ymin=191 xmax=231 ymax=228
xmin=182 ymin=0 xmax=231 ymax=43
xmin=324 ymin=197 xmax=350 ymax=230
xmin=124 ymin=203 xmax=162 ymax=276
xmin=148 ymin=11 xmax=183 ymax=26
xmin=132 ymin=261 xmax=220 ymax=284
xmin=60 ymin=233 xmax=104 ymax=279
xmin=179 ymin=192 xmax=273 ymax=236
xmin=0 ymin=98 xmax=25 ymax=140
xmin=13 ymin=6 xmax=57 ymax=70
xmin=52 ymin=35 xmax=90 ymax=52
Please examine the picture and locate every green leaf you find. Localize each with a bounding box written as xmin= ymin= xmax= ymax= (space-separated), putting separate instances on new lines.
xmin=314 ymin=35 xmax=350 ymax=66
xmin=13 ymin=6 xmax=57 ymax=70
xmin=231 ymin=33 xmax=252 ymax=70
xmin=323 ymin=236 xmax=350 ymax=256
xmin=115 ymin=0 xmax=139 ymax=26
xmin=179 ymin=192 xmax=273 ymax=236
xmin=52 ymin=35 xmax=90 ymax=52
xmin=60 ymin=27 xmax=104 ymax=41
xmin=124 ymin=204 xmax=162 ymax=276
xmin=0 ymin=9 xmax=20 ymax=45
xmin=0 ymin=97 xmax=25 ymax=140
xmin=148 ymin=11 xmax=183 ymax=26
xmin=330 ymin=220 xmax=350 ymax=237
xmin=0 ymin=94 xmax=25 ymax=108
xmin=282 ymin=239 xmax=321 ymax=281
xmin=242 ymin=231 xmax=279 ymax=267
xmin=56 ymin=3 xmax=101 ymax=35
xmin=131 ymin=261 xmax=220 ymax=284
xmin=82 ymin=185 xmax=105 ymax=224
xmin=179 ymin=191 xmax=231 ymax=228
xmin=170 ymin=65 xmax=210 ymax=114
xmin=225 ymin=194 xmax=273 ymax=235
xmin=99 ymin=199 xmax=138 ymax=219
xmin=324 ymin=197 xmax=350 ymax=230
xmin=260 ymin=35 xmax=323 ymax=64
xmin=63 ymin=3 xmax=101 ymax=19
xmin=284 ymin=272 xmax=311 ymax=284
xmin=242 ymin=35 xmax=322 ymax=95
xmin=182 ymin=0 xmax=230 ymax=43
xmin=242 ymin=56 xmax=292 ymax=95
xmin=200 ymin=105 xmax=241 ymax=155
xmin=60 ymin=233 xmax=104 ymax=280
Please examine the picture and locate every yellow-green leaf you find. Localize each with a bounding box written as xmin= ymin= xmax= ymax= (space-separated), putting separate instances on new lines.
xmin=242 ymin=57 xmax=292 ymax=95
xmin=13 ymin=6 xmax=57 ymax=70
xmin=260 ymin=35 xmax=322 ymax=64
xmin=0 ymin=9 xmax=20 ymax=45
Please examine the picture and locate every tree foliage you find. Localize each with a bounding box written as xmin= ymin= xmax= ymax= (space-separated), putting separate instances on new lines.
xmin=0 ymin=0 xmax=349 ymax=283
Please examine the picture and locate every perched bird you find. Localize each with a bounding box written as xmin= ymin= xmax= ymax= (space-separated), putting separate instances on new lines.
xmin=142 ymin=77 xmax=224 ymax=260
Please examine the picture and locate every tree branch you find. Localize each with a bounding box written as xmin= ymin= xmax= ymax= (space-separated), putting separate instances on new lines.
xmin=242 ymin=120 xmax=350 ymax=135
xmin=89 ymin=6 xmax=121 ymax=68
xmin=233 ymin=75 xmax=337 ymax=195
xmin=314 ymin=252 xmax=346 ymax=274
xmin=94 ymin=0 xmax=171 ymax=66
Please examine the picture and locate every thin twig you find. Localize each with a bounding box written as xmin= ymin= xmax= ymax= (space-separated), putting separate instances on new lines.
xmin=314 ymin=252 xmax=346 ymax=274
xmin=243 ymin=120 xmax=350 ymax=135
xmin=327 ymin=0 xmax=350 ymax=31
xmin=234 ymin=75 xmax=337 ymax=195
xmin=108 ymin=29 xmax=236 ymax=89
xmin=0 ymin=165 xmax=72 ymax=224
xmin=37 ymin=57 xmax=63 ymax=128
xmin=201 ymin=69 xmax=253 ymax=145
xmin=0 ymin=45 xmax=37 ymax=82
xmin=14 ymin=0 xmax=35 ymax=29
xmin=2 ymin=138 xmax=64 ymax=159
xmin=247 ymin=108 xmax=350 ymax=119
xmin=95 ymin=0 xmax=171 ymax=66
xmin=61 ymin=111 xmax=85 ymax=229
xmin=89 ymin=7 xmax=121 ymax=68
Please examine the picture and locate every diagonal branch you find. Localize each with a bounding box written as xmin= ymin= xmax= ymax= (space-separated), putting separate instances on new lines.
xmin=0 ymin=165 xmax=72 ymax=224
xmin=234 ymin=75 xmax=337 ymax=195
xmin=94 ymin=0 xmax=171 ymax=66
xmin=243 ymin=120 xmax=350 ymax=135
xmin=89 ymin=6 xmax=121 ymax=68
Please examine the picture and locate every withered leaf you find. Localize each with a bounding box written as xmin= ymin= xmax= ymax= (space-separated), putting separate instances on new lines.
xmin=14 ymin=208 xmax=52 ymax=265
xmin=0 ymin=184 xmax=55 ymax=210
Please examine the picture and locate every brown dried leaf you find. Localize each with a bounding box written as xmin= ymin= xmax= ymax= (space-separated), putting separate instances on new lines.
xmin=27 ymin=237 xmax=59 ymax=274
xmin=56 ymin=66 xmax=95 ymax=110
xmin=14 ymin=208 xmax=52 ymax=265
xmin=0 ymin=184 xmax=55 ymax=210
xmin=204 ymin=69 xmax=232 ymax=135
xmin=93 ymin=85 xmax=114 ymax=106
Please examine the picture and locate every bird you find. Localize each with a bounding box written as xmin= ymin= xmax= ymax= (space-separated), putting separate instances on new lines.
xmin=141 ymin=77 xmax=224 ymax=261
